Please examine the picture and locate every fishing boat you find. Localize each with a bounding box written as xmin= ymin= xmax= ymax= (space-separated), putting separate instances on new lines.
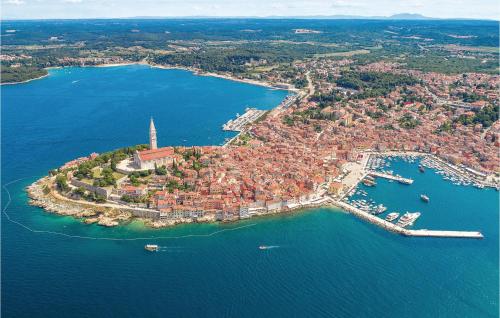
xmin=145 ymin=244 xmax=159 ymax=252
xmin=385 ymin=212 xmax=399 ymax=222
xmin=420 ymin=194 xmax=430 ymax=203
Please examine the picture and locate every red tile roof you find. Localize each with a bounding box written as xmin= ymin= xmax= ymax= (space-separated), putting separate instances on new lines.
xmin=138 ymin=147 xmax=174 ymax=161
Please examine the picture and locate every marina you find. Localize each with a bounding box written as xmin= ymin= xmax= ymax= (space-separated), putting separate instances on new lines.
xmin=333 ymin=201 xmax=483 ymax=239
xmin=367 ymin=151 xmax=498 ymax=189
xmin=334 ymin=153 xmax=489 ymax=240
xmin=222 ymin=107 xmax=268 ymax=132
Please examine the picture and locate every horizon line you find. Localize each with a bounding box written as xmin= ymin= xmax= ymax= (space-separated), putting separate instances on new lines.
xmin=2 ymin=14 xmax=498 ymax=22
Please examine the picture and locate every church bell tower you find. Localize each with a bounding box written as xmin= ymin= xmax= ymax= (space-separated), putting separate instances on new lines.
xmin=149 ymin=117 xmax=158 ymax=150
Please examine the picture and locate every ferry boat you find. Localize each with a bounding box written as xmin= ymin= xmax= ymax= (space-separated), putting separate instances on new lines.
xmin=420 ymin=194 xmax=430 ymax=203
xmin=385 ymin=212 xmax=399 ymax=222
xmin=396 ymin=212 xmax=421 ymax=227
xmin=145 ymin=244 xmax=159 ymax=252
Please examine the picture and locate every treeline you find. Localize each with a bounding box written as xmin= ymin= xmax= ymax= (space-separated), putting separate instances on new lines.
xmin=454 ymin=104 xmax=499 ymax=128
xmin=336 ymin=71 xmax=419 ymax=98
xmin=0 ymin=65 xmax=47 ymax=84
xmin=73 ymin=144 xmax=148 ymax=181
xmin=3 ymin=19 xmax=498 ymax=48
xmin=152 ymin=42 xmax=341 ymax=74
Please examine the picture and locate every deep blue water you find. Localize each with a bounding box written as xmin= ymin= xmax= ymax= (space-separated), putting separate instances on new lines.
xmin=1 ymin=66 xmax=498 ymax=318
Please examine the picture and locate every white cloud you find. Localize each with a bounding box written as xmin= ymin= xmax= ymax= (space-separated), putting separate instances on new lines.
xmin=331 ymin=0 xmax=363 ymax=9
xmin=4 ymin=0 xmax=25 ymax=5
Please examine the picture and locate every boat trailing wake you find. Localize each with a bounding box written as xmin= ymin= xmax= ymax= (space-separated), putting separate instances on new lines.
xmin=2 ymin=177 xmax=257 ymax=242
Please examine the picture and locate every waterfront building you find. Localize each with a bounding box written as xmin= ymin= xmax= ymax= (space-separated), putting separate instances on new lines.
xmin=133 ymin=118 xmax=175 ymax=170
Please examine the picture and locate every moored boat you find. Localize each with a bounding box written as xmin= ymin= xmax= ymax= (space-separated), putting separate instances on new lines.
xmin=396 ymin=212 xmax=421 ymax=227
xmin=420 ymin=194 xmax=430 ymax=203
xmin=385 ymin=212 xmax=399 ymax=222
xmin=362 ymin=177 xmax=376 ymax=187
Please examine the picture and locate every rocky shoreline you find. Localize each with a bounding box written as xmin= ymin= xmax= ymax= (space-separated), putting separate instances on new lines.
xmin=27 ymin=177 xmax=128 ymax=227
xmin=26 ymin=177 xmax=222 ymax=228
xmin=26 ymin=176 xmax=335 ymax=229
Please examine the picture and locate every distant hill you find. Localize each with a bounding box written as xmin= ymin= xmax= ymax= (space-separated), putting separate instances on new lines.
xmin=388 ymin=13 xmax=432 ymax=20
xmin=126 ymin=14 xmax=436 ymax=20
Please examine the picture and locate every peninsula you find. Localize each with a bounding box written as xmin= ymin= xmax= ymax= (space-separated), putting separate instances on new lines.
xmin=27 ymin=59 xmax=499 ymax=235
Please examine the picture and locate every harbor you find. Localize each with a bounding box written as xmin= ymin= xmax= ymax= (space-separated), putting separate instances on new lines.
xmin=333 ymin=201 xmax=484 ymax=239
xmin=222 ymin=107 xmax=268 ymax=132
xmin=330 ymin=151 xmax=488 ymax=240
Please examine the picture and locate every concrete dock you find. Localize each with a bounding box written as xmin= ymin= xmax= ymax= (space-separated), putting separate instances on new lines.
xmin=333 ymin=201 xmax=484 ymax=239
xmin=368 ymin=171 xmax=414 ymax=184
xmin=222 ymin=108 xmax=267 ymax=132
xmin=404 ymin=230 xmax=484 ymax=239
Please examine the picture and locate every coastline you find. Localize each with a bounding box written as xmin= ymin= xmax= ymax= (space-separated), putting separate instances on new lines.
xmin=0 ymin=73 xmax=50 ymax=86
xmin=2 ymin=60 xmax=296 ymax=91
xmin=26 ymin=149 xmax=497 ymax=230
xmin=26 ymin=175 xmax=336 ymax=229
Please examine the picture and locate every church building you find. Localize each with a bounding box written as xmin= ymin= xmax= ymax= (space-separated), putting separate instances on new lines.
xmin=133 ymin=118 xmax=175 ymax=170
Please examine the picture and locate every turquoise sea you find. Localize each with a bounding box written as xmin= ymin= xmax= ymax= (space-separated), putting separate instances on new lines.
xmin=1 ymin=65 xmax=498 ymax=318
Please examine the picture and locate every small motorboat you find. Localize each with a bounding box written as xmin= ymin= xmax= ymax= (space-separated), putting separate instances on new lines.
xmin=420 ymin=194 xmax=430 ymax=203
xmin=145 ymin=244 xmax=159 ymax=252
xmin=259 ymin=246 xmax=269 ymax=250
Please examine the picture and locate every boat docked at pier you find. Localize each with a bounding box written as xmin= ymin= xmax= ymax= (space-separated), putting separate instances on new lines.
xmin=385 ymin=212 xmax=399 ymax=222
xmin=373 ymin=204 xmax=387 ymax=215
xmin=398 ymin=178 xmax=413 ymax=185
xmin=396 ymin=212 xmax=421 ymax=228
xmin=362 ymin=176 xmax=376 ymax=187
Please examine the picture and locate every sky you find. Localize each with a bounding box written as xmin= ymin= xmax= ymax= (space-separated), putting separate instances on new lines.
xmin=2 ymin=0 xmax=499 ymax=20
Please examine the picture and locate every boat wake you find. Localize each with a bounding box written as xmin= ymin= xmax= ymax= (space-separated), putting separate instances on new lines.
xmin=2 ymin=177 xmax=257 ymax=242
xmin=259 ymin=245 xmax=280 ymax=250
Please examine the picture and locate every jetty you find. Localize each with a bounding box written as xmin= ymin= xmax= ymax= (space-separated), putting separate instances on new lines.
xmin=368 ymin=171 xmax=414 ymax=184
xmin=222 ymin=108 xmax=267 ymax=132
xmin=333 ymin=201 xmax=483 ymax=239
xmin=404 ymin=229 xmax=483 ymax=239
